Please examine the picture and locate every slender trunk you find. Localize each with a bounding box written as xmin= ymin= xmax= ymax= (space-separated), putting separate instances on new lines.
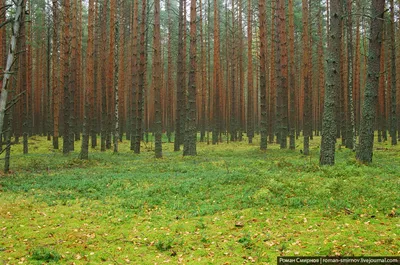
xmin=92 ymin=0 xmax=99 ymax=148
xmin=113 ymin=0 xmax=120 ymax=153
xmin=130 ymin=0 xmax=139 ymax=150
xmin=200 ymin=0 xmax=207 ymax=142
xmin=52 ymin=0 xmax=59 ymax=150
xmin=183 ymin=0 xmax=197 ymax=156
xmin=134 ymin=0 xmax=147 ymax=154
xmin=166 ymin=0 xmax=173 ymax=143
xmin=100 ymin=1 xmax=107 ymax=152
xmin=212 ymin=0 xmax=222 ymax=145
xmin=320 ymin=0 xmax=341 ymax=165
xmin=389 ymin=0 xmax=397 ymax=145
xmin=302 ymin=0 xmax=311 ymax=155
xmin=153 ymin=0 xmax=162 ymax=158
xmin=288 ymin=0 xmax=296 ymax=150
xmin=62 ymin=0 xmax=71 ymax=155
xmin=69 ymin=0 xmax=77 ymax=150
xmin=174 ymin=0 xmax=185 ymax=151
xmin=259 ymin=0 xmax=267 ymax=150
xmin=353 ymin=0 xmax=361 ymax=135
xmin=269 ymin=0 xmax=276 ymax=144
xmin=357 ymin=0 xmax=385 ymax=163
xmin=345 ymin=0 xmax=355 ymax=150
xmin=377 ymin=33 xmax=385 ymax=143
xmin=277 ymin=0 xmax=288 ymax=149
xmin=81 ymin=0 xmax=95 ymax=159
xmin=246 ymin=0 xmax=254 ymax=144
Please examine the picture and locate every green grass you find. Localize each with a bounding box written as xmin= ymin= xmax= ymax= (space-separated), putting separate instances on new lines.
xmin=0 ymin=135 xmax=399 ymax=264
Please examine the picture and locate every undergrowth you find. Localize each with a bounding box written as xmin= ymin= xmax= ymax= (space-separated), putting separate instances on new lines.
xmin=0 ymin=135 xmax=399 ymax=264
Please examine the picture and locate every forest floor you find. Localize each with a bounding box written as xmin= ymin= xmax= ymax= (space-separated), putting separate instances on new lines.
xmin=0 ymin=135 xmax=399 ymax=264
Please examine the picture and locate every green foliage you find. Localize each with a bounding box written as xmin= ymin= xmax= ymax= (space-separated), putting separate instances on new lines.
xmin=155 ymin=237 xmax=174 ymax=252
xmin=31 ymin=247 xmax=61 ymax=262
xmin=238 ymin=234 xmax=254 ymax=249
xmin=1 ymin=136 xmax=399 ymax=264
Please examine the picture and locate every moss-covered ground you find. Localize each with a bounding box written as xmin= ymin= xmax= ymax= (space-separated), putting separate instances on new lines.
xmin=0 ymin=135 xmax=399 ymax=264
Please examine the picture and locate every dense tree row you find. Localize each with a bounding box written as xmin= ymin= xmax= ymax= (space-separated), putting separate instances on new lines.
xmin=0 ymin=0 xmax=398 ymax=171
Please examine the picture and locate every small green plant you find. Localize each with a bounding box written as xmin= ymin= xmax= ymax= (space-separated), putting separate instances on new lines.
xmin=31 ymin=247 xmax=61 ymax=262
xmin=155 ymin=238 xmax=174 ymax=252
xmin=195 ymin=219 xmax=207 ymax=229
xmin=238 ymin=234 xmax=253 ymax=249
xmin=200 ymin=233 xmax=209 ymax=243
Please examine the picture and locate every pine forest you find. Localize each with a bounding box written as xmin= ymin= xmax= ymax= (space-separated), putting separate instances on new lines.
xmin=0 ymin=0 xmax=399 ymax=263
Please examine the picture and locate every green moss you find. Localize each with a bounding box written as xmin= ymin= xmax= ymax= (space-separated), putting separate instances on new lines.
xmin=0 ymin=135 xmax=399 ymax=264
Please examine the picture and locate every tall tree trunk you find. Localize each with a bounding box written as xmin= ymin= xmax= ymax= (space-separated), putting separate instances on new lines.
xmin=317 ymin=4 xmax=325 ymax=138
xmin=134 ymin=0 xmax=147 ymax=154
xmin=174 ymin=0 xmax=185 ymax=151
xmin=357 ymin=0 xmax=385 ymax=163
xmin=389 ymin=0 xmax=397 ymax=145
xmin=100 ymin=0 xmax=108 ymax=152
xmin=238 ymin=0 xmax=244 ymax=141
xmin=269 ymin=0 xmax=276 ymax=144
xmin=320 ymin=0 xmax=342 ymax=165
xmin=62 ymin=0 xmax=71 ymax=155
xmin=288 ymin=0 xmax=296 ymax=150
xmin=46 ymin=22 xmax=52 ymax=141
xmin=345 ymin=0 xmax=355 ymax=150
xmin=130 ymin=0 xmax=139 ymax=150
xmin=69 ymin=0 xmax=77 ymax=150
xmin=52 ymin=0 xmax=59 ymax=150
xmin=200 ymin=0 xmax=207 ymax=142
xmin=377 ymin=31 xmax=385 ymax=143
xmin=166 ymin=0 xmax=173 ymax=143
xmin=259 ymin=0 xmax=267 ymax=150
xmin=153 ymin=0 xmax=162 ymax=158
xmin=183 ymin=0 xmax=197 ymax=156
xmin=113 ymin=0 xmax=120 ymax=153
xmin=229 ymin=0 xmax=237 ymax=142
xmin=81 ymin=0 xmax=95 ymax=160
xmin=353 ymin=0 xmax=361 ymax=135
xmin=19 ymin=7 xmax=28 ymax=154
xmin=277 ymin=0 xmax=288 ymax=149
xmin=212 ymin=0 xmax=221 ymax=145
xmin=106 ymin=0 xmax=116 ymax=150
xmin=174 ymin=0 xmax=184 ymax=150
xmin=302 ymin=0 xmax=312 ymax=155
xmin=117 ymin=1 xmax=125 ymax=142
xmin=91 ymin=0 xmax=99 ymax=148
xmin=246 ymin=0 xmax=254 ymax=144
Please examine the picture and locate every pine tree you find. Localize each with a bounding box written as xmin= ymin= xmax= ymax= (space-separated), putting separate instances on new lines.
xmin=62 ymin=0 xmax=71 ymax=155
xmin=389 ymin=0 xmax=397 ymax=145
xmin=166 ymin=0 xmax=174 ymax=143
xmin=246 ymin=0 xmax=254 ymax=144
xmin=80 ymin=0 xmax=95 ymax=160
xmin=259 ymin=0 xmax=267 ymax=150
xmin=100 ymin=0 xmax=108 ymax=152
xmin=212 ymin=0 xmax=222 ymax=145
xmin=130 ymin=0 xmax=139 ymax=151
xmin=134 ymin=0 xmax=147 ymax=154
xmin=277 ymin=0 xmax=288 ymax=149
xmin=320 ymin=0 xmax=342 ymax=165
xmin=302 ymin=0 xmax=312 ymax=155
xmin=183 ymin=0 xmax=197 ymax=156
xmin=153 ymin=0 xmax=162 ymax=158
xmin=288 ymin=0 xmax=296 ymax=150
xmin=357 ymin=0 xmax=385 ymax=163
xmin=174 ymin=0 xmax=185 ymax=151
xmin=52 ymin=0 xmax=59 ymax=150
xmin=345 ymin=0 xmax=355 ymax=150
